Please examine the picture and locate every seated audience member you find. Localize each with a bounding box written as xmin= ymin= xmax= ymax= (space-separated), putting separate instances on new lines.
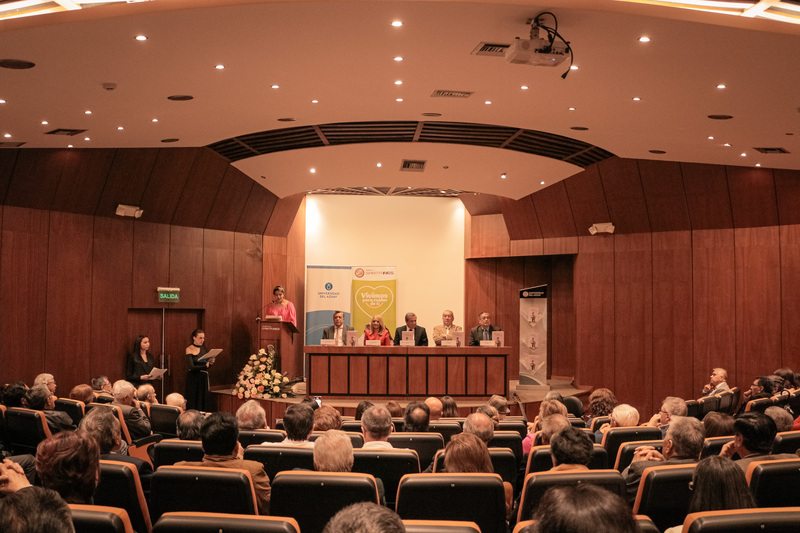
xmin=702 ymin=411 xmax=735 ymax=437
xmin=385 ymin=400 xmax=403 ymax=418
xmin=33 ymin=373 xmax=57 ymax=397
xmin=24 ymin=386 xmax=75 ymax=434
xmin=69 ymin=384 xmax=95 ymax=406
xmin=361 ymin=405 xmax=394 ymax=449
xmin=165 ymin=392 xmax=187 ymax=410
xmin=136 ymin=384 xmax=158 ymax=405
xmin=236 ymin=400 xmax=268 ymax=430
xmin=270 ymin=403 xmax=314 ymax=446
xmin=543 ymin=391 xmax=565 ymax=404
xmin=736 ymin=376 xmax=774 ymax=414
xmin=314 ymin=405 xmax=343 ymax=432
xmin=2 ymin=381 xmax=27 ymax=408
xmin=112 ymin=380 xmax=152 ymax=440
xmin=765 ymin=406 xmax=793 ymax=433
xmin=355 ymin=400 xmax=373 ymax=421
xmin=584 ymin=387 xmax=618 ymax=424
xmin=444 ymin=432 xmax=513 ymax=518
xmin=530 ymin=484 xmax=638 ymax=533
xmin=477 ymin=404 xmax=500 ymax=430
xmin=643 ymin=396 xmax=687 ymax=437
xmin=403 ymin=401 xmax=430 ymax=432
xmin=720 ymin=412 xmax=799 ymax=471
xmin=464 ymin=412 xmax=494 ymax=444
xmin=774 ymin=367 xmax=798 ymax=390
xmin=663 ymin=455 xmax=755 ymax=533
xmin=701 ymin=368 xmax=730 ymax=397
xmin=488 ymin=394 xmax=510 ymax=420
xmin=595 ymin=403 xmax=640 ymax=443
xmin=177 ymin=410 xmax=204 ymax=440
xmin=794 ymin=413 xmax=800 ymax=431
xmin=394 ymin=312 xmax=428 ymax=346
xmin=314 ymin=430 xmax=354 ymax=472
xmin=176 ymin=411 xmax=271 ymax=514
xmin=36 ymin=431 xmax=100 ymax=503
xmin=540 ymin=414 xmax=571 ymax=446
xmin=522 ymin=404 xmax=568 ymax=455
xmin=0 ymin=458 xmax=33 ymax=493
xmin=768 ymin=374 xmax=786 ymax=395
xmin=424 ymin=397 xmax=443 ymax=421
xmin=440 ymin=395 xmax=459 ymax=417
xmin=622 ymin=415 xmax=704 ymax=504
xmin=323 ymin=502 xmax=404 ymax=533
xmin=0 ymin=486 xmax=74 ymax=533
xmin=549 ymin=425 xmax=593 ymax=471
xmin=91 ymin=375 xmax=113 ymax=397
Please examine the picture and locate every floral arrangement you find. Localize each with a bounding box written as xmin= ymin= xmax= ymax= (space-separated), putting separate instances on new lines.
xmin=235 ymin=345 xmax=300 ymax=399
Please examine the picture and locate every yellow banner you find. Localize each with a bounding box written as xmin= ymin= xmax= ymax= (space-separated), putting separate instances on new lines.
xmin=351 ymin=266 xmax=397 ymax=335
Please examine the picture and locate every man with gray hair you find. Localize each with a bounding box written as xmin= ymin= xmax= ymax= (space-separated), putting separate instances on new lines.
xmin=702 ymin=368 xmax=730 ymax=397
xmin=595 ymin=403 xmax=640 ymax=443
xmin=236 ymin=400 xmax=268 ymax=430
xmin=622 ymin=415 xmax=705 ymax=504
xmin=361 ymin=405 xmax=394 ymax=449
xmin=136 ymin=384 xmax=158 ymax=405
xmin=540 ymin=414 xmax=572 ymax=445
xmin=176 ymin=410 xmax=204 ymax=440
xmin=112 ymin=380 xmax=152 ymax=440
xmin=464 ymin=412 xmax=494 ymax=444
xmin=33 ymin=373 xmax=57 ymax=396
xmin=314 ymin=430 xmax=354 ymax=472
xmin=394 ymin=312 xmax=429 ymax=346
xmin=24 ymin=386 xmax=75 ymax=434
xmin=644 ymin=396 xmax=687 ymax=438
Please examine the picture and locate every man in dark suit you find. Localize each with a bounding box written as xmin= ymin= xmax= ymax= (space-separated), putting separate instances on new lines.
xmin=720 ymin=412 xmax=799 ymax=472
xmin=469 ymin=312 xmax=500 ymax=346
xmin=321 ymin=310 xmax=354 ymax=346
xmin=111 ymin=380 xmax=152 ymax=440
xmin=24 ymin=386 xmax=75 ymax=434
xmin=394 ymin=312 xmax=428 ymax=346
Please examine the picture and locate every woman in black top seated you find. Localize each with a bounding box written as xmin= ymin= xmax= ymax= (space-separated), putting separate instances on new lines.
xmin=185 ymin=329 xmax=213 ymax=411
xmin=127 ymin=335 xmax=161 ymax=387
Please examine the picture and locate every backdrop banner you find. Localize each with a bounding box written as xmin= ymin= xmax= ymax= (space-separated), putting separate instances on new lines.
xmin=305 ymin=265 xmax=353 ymax=345
xmin=351 ymin=266 xmax=397 ymax=336
xmin=519 ymin=285 xmax=548 ymax=385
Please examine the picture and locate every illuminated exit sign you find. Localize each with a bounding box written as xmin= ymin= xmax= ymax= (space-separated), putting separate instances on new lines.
xmin=157 ymin=287 xmax=180 ymax=303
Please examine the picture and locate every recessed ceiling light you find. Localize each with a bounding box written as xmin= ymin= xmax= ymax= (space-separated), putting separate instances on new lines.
xmin=85 ymin=110 xmax=92 ymax=114
xmin=364 ymin=187 xmax=368 ymax=190
xmin=707 ymin=136 xmax=714 ymax=140
xmin=521 ymin=85 xmax=529 ymax=90
xmin=3 ymin=134 xmax=10 ymax=138
xmin=215 ymin=64 xmax=225 ymax=70
xmin=152 ymin=118 xmax=158 ymax=122
xmin=0 ymin=99 xmax=5 ymax=104
xmin=632 ymin=97 xmax=641 ymax=101
xmin=391 ymin=21 xmax=403 ymax=27
xmin=377 ymin=163 xmax=382 ymax=167
xmin=639 ymin=36 xmax=651 ymax=42
xmin=271 ymin=85 xmax=279 ymax=89
xmin=41 ymin=121 xmax=48 ymax=125
xmin=117 ymin=126 xmax=123 ymax=130
xmin=84 ymin=137 xmax=90 ymax=141
xmin=407 ymin=186 xmax=412 ymax=189
xmin=756 ymin=163 xmax=761 ymax=167
xmin=394 ymin=56 xmax=403 ymax=61
xmin=135 ymin=35 xmax=147 ymax=41
xmin=395 ymin=80 xmax=403 ymax=85
xmin=68 ymin=144 xmax=73 ymax=148
xmin=568 ymin=107 xmax=576 ymax=111
xmin=716 ymin=84 xmax=726 ymax=89
xmin=570 ymin=65 xmax=578 ymax=70
xmin=500 ymin=173 xmax=507 ymax=179
xmin=740 ymin=152 xmax=747 ymax=157
xmin=311 ymin=99 xmax=319 ymax=103
xmin=396 ymin=98 xmax=403 ymax=102
xmin=540 ymin=181 xmax=545 ymax=185
xmin=310 ymin=168 xmax=316 ymax=174
xmin=484 ymin=101 xmax=492 ymax=105
xmin=723 ymin=143 xmax=731 ymax=147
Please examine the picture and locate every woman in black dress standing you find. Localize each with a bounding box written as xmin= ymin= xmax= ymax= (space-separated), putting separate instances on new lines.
xmin=185 ymin=329 xmax=212 ymax=410
xmin=127 ymin=335 xmax=160 ymax=387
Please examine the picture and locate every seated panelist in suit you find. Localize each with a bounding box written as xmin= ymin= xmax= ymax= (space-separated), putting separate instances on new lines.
xmin=364 ymin=314 xmax=392 ymax=346
xmin=322 ymin=310 xmax=354 ymax=346
xmin=394 ymin=312 xmax=428 ymax=346
xmin=469 ymin=312 xmax=500 ymax=346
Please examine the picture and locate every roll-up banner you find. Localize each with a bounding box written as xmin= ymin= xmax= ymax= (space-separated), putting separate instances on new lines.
xmin=351 ymin=266 xmax=397 ymax=336
xmin=519 ymin=285 xmax=548 ymax=385
xmin=305 ymin=265 xmax=353 ymax=345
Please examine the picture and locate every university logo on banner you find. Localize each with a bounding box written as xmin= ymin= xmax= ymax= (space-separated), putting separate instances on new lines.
xmin=351 ymin=266 xmax=397 ymax=334
xmin=519 ymin=285 xmax=548 ymax=386
xmin=305 ymin=265 xmax=353 ymax=345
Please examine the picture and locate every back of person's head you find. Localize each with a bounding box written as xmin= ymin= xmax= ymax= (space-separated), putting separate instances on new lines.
xmin=662 ymin=396 xmax=688 ymax=416
xmin=165 ymin=392 xmax=186 ymax=408
xmin=90 ymin=375 xmax=109 ymax=391
xmin=735 ymin=412 xmax=777 ymax=454
xmin=463 ymin=412 xmax=494 ymax=443
xmin=36 ymin=431 xmax=100 ymax=504
xmin=688 ymin=455 xmax=755 ymax=514
xmin=765 ymin=406 xmax=793 ymax=432
xmin=703 ymin=411 xmax=735 ymax=438
xmin=361 ymin=405 xmax=393 ymax=440
xmin=610 ymin=404 xmax=639 ymax=427
xmin=0 ymin=486 xmax=74 ymax=533
xmin=199 ymin=411 xmax=238 ymax=455
xmin=544 ymin=391 xmax=564 ymax=404
xmin=403 ymin=401 xmax=430 ymax=432
xmin=136 ymin=384 xmax=155 ymax=402
xmin=424 ymin=397 xmax=443 ymax=420
xmin=533 ymin=484 xmax=638 ymax=533
xmin=665 ymin=416 xmax=705 ymax=459
xmin=284 ymin=403 xmax=315 ymax=441
xmin=538 ymin=399 xmax=568 ymax=420
xmin=476 ymin=404 xmax=500 ymax=429
xmin=355 ymin=401 xmax=373 ymax=421
xmin=540 ymin=414 xmax=571 ymax=444
xmin=385 ymin=400 xmax=403 ymax=417
xmin=444 ymin=432 xmax=493 ymax=474
xmin=79 ymin=406 xmax=121 ymax=454
xmin=313 ymin=429 xmax=354 ymax=472
xmin=112 ymin=380 xmax=135 ymax=402
xmin=488 ymin=394 xmax=510 ymax=416
xmin=550 ymin=425 xmax=593 ymax=466
xmin=440 ymin=395 xmax=459 ymax=417
xmin=755 ymin=376 xmax=775 ymax=395
xmin=586 ymin=388 xmax=617 ymax=419
xmin=69 ymin=384 xmax=94 ymax=405
xmin=774 ymin=367 xmax=798 ymax=390
xmin=323 ymin=502 xmax=404 ymax=533
xmin=2 ymin=381 xmax=27 ymax=408
xmin=177 ymin=409 xmax=204 ymax=440
xmin=236 ymin=400 xmax=267 ymax=430
xmin=24 ymin=385 xmax=51 ymax=410
xmin=314 ymin=405 xmax=343 ymax=431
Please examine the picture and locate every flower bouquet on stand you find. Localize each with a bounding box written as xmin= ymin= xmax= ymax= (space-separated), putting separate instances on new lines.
xmin=235 ymin=345 xmax=302 ymax=399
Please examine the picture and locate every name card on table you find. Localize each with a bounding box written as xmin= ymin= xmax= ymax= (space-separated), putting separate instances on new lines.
xmin=365 ymin=339 xmax=381 ymax=346
xmin=320 ymin=339 xmax=335 ymax=346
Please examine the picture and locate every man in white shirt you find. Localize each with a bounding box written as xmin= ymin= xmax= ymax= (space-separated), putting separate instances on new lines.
xmin=701 ymin=368 xmax=731 ymax=397
xmin=361 ymin=405 xmax=394 ymax=449
xmin=322 ymin=310 xmax=354 ymax=346
xmin=432 ymin=310 xmax=463 ymax=346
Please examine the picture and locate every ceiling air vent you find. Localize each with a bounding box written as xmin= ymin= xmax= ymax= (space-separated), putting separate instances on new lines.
xmin=471 ymin=42 xmax=510 ymax=57
xmin=0 ymin=141 xmax=25 ymax=147
xmin=45 ymin=128 xmax=86 ymax=136
xmin=753 ymin=147 xmax=790 ymax=154
xmin=431 ymin=90 xmax=473 ymax=98
xmin=401 ymin=159 xmax=426 ymax=172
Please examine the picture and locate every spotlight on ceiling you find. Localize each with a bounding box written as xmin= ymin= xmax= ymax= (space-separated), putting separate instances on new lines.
xmin=588 ymin=222 xmax=615 ymax=235
xmin=116 ymin=204 xmax=143 ymax=218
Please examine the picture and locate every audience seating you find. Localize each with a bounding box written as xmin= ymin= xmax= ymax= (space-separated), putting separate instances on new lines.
xmin=270 ymin=471 xmax=380 ymax=533
xmin=589 ymin=416 xmax=610 ymax=432
xmin=242 ymin=444 xmax=314 ymax=481
xmin=238 ymin=429 xmax=286 ymax=448
xmin=387 ymin=432 xmax=444 ymax=468
xmin=685 ymin=400 xmax=700 ymax=419
xmin=152 ymin=512 xmax=299 ymax=533
xmin=681 ymin=507 xmax=800 ymax=532
xmin=745 ymin=458 xmax=800 ymax=507
xmin=517 ymin=469 xmax=625 ymax=522
xmin=54 ymin=397 xmax=85 ymax=425
xmin=429 ymin=420 xmax=463 ymax=443
xmin=153 ymin=439 xmax=205 ymax=468
xmin=148 ymin=404 xmax=182 ymax=438
xmin=497 ymin=419 xmax=527 ymax=438
xmin=140 ymin=402 xmax=151 ymax=418
xmin=341 ymin=420 xmax=364 ymax=432
xmin=94 ymin=393 xmax=115 ymax=404
xmin=69 ymin=504 xmax=134 ymax=533
xmin=440 ymin=417 xmax=466 ymax=426
xmin=95 ymin=459 xmax=152 ymax=533
xmin=698 ymin=396 xmax=720 ymax=420
xmin=150 ymin=465 xmax=258 ymax=520
xmin=771 ymin=393 xmax=790 ymax=410
xmin=700 ymin=436 xmax=734 ymax=458
xmin=86 ymin=403 xmax=133 ymax=444
xmin=396 ymin=473 xmax=507 ymax=533
xmin=772 ymin=430 xmax=800 ymax=455
xmin=512 ymin=520 xmax=533 ymax=533
xmin=309 ymin=430 xmax=364 ymax=448
xmin=631 ymin=463 xmax=697 ymax=532
xmin=562 ymin=396 xmax=584 ymax=419
xmin=525 ymin=444 xmax=609 ymax=475
xmin=4 ymin=407 xmax=52 ymax=455
xmin=716 ymin=390 xmax=735 ymax=414
xmin=432 ymin=447 xmax=518 ymax=487
xmin=788 ymin=389 xmax=800 ymax=416
xmin=0 ymin=404 xmax=6 ymax=450
xmin=614 ymin=440 xmax=663 ymax=472
xmin=634 ymin=515 xmax=661 ymax=533
xmin=351 ymin=447 xmax=420 ymax=508
xmin=745 ymin=397 xmax=773 ymax=413
xmin=487 ymin=431 xmax=523 ymax=464
xmin=274 ymin=419 xmax=284 ymax=430
xmin=568 ymin=417 xmax=587 ymax=428
xmin=392 ymin=417 xmax=406 ymax=432
xmin=403 ymin=519 xmax=481 ymax=533
xmin=728 ymin=387 xmax=741 ymax=414
xmin=601 ymin=426 xmax=663 ymax=468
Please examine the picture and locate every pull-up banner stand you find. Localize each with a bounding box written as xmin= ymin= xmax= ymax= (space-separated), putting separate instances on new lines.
xmin=519 ymin=285 xmax=547 ymax=386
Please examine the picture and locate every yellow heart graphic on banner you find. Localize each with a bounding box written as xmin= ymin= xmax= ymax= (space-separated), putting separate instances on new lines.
xmin=355 ymin=284 xmax=394 ymax=316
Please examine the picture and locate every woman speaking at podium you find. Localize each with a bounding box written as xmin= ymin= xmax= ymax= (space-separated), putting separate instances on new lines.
xmin=185 ymin=328 xmax=213 ymax=411
xmin=265 ymin=285 xmax=297 ymax=326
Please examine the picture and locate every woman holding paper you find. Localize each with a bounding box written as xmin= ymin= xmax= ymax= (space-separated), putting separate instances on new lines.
xmin=185 ymin=328 xmax=212 ymax=410
xmin=265 ymin=285 xmax=297 ymax=326
xmin=363 ymin=315 xmax=392 ymax=346
xmin=126 ymin=335 xmax=162 ymax=387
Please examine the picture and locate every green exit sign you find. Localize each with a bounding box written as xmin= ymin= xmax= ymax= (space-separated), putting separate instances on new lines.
xmin=157 ymin=287 xmax=180 ymax=303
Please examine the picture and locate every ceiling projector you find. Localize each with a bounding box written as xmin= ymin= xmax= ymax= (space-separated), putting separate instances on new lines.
xmin=504 ymin=37 xmax=568 ymax=67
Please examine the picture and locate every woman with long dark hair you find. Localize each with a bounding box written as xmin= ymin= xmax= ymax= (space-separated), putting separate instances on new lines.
xmin=126 ymin=335 xmax=161 ymax=387
xmin=185 ymin=328 xmax=213 ymax=410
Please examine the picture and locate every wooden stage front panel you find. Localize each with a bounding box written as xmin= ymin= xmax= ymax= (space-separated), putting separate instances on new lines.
xmin=305 ymin=346 xmax=509 ymax=398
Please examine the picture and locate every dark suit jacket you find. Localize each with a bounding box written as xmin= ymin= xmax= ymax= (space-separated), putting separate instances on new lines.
xmin=112 ymin=402 xmax=152 ymax=441
xmin=322 ymin=325 xmax=354 ymax=343
xmin=394 ymin=326 xmax=428 ymax=346
xmin=735 ymin=452 xmax=799 ymax=473
xmin=44 ymin=410 xmax=76 ymax=434
xmin=469 ymin=325 xmax=500 ymax=346
xmin=622 ymin=456 xmax=697 ymax=504
xmin=101 ymin=452 xmax=154 ymax=495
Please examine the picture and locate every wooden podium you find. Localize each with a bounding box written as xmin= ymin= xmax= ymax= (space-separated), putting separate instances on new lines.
xmin=258 ymin=319 xmax=300 ymax=376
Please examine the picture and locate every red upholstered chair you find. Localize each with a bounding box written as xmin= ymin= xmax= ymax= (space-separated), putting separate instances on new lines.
xmin=69 ymin=504 xmax=134 ymax=533
xmin=152 ymin=512 xmax=300 ymax=533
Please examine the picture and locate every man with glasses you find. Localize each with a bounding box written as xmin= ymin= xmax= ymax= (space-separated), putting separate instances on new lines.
xmin=432 ymin=310 xmax=462 ymax=346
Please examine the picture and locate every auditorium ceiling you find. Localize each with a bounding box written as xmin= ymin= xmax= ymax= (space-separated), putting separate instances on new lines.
xmin=1 ymin=0 xmax=799 ymax=200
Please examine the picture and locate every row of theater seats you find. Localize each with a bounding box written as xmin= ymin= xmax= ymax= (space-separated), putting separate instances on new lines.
xmin=686 ymin=387 xmax=800 ymax=418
